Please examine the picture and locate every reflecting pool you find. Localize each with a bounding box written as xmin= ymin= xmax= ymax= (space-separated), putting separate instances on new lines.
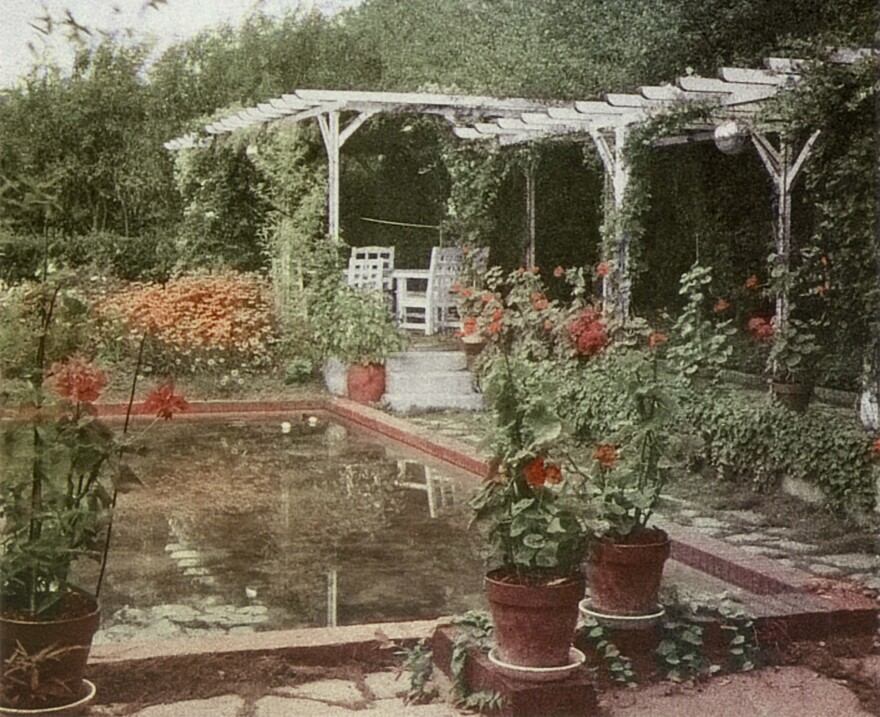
xmin=80 ymin=413 xmax=486 ymax=643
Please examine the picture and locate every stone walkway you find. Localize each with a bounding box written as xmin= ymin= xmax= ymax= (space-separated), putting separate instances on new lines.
xmin=89 ymin=670 xmax=465 ymax=716
xmin=86 ymin=660 xmax=880 ymax=716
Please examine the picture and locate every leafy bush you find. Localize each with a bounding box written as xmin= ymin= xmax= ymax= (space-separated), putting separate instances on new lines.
xmin=684 ymin=389 xmax=876 ymax=513
xmin=0 ymin=281 xmax=97 ymax=379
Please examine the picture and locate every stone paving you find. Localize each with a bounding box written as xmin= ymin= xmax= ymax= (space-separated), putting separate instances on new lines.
xmin=85 ymin=661 xmax=880 ymax=716
xmin=89 ymin=669 xmax=467 ymax=716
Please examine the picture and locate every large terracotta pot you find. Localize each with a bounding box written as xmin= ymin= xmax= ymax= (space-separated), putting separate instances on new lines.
xmin=485 ymin=570 xmax=585 ymax=668
xmin=347 ymin=363 xmax=386 ymax=403
xmin=0 ymin=591 xmax=100 ymax=711
xmin=589 ymin=528 xmax=670 ymax=616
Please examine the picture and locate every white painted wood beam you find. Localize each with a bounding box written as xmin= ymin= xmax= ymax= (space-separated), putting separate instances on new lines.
xmin=639 ymin=85 xmax=686 ymax=101
xmin=606 ymin=93 xmax=668 ymax=108
xmin=719 ymin=67 xmax=798 ymax=85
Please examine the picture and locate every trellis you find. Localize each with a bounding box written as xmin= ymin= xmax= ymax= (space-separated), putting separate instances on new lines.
xmin=165 ymin=48 xmax=871 ymax=332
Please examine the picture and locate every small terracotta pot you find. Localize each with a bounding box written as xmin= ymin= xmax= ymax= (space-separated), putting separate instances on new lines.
xmin=346 ymin=363 xmax=386 ymax=403
xmin=485 ymin=570 xmax=585 ymax=668
xmin=589 ymin=528 xmax=670 ymax=616
xmin=0 ymin=591 xmax=100 ymax=711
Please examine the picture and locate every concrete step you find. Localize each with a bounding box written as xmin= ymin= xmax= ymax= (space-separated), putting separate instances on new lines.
xmin=382 ymin=392 xmax=485 ymax=414
xmin=385 ymin=369 xmax=475 ymax=397
xmin=386 ymin=350 xmax=466 ymax=373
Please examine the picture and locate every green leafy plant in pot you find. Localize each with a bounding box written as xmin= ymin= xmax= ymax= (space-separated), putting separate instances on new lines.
xmin=566 ymin=326 xmax=679 ymax=618
xmin=472 ymin=275 xmax=587 ymax=668
xmin=0 ymin=283 xmax=188 ymax=711
xmin=760 ymin=249 xmax=829 ymax=412
xmin=312 ymin=281 xmax=407 ymax=403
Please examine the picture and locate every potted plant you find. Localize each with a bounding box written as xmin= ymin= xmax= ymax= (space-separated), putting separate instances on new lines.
xmin=470 ymin=355 xmax=589 ymax=669
xmin=313 ymin=281 xmax=407 ymax=403
xmin=0 ymin=285 xmax=188 ymax=712
xmin=465 ymin=269 xmax=592 ymax=669
xmin=562 ymin=325 xmax=679 ymax=618
xmin=756 ymin=248 xmax=828 ymax=412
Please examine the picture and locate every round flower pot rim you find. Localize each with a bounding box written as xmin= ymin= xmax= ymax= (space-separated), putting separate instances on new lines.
xmin=0 ymin=680 xmax=96 ymax=715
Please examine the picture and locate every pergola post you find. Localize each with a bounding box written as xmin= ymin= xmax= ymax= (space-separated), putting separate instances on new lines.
xmin=590 ymin=125 xmax=632 ymax=318
xmin=751 ymin=130 xmax=821 ymax=332
xmin=316 ymin=110 xmax=377 ymax=244
xmin=523 ymin=159 xmax=538 ymax=268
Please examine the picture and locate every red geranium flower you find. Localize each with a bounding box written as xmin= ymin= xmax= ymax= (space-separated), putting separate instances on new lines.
xmin=524 ymin=456 xmax=563 ymax=488
xmin=567 ymin=307 xmax=609 ymax=357
xmin=460 ymin=287 xmax=473 ymax=298
xmin=747 ymin=316 xmax=774 ymax=342
xmin=543 ymin=319 xmax=554 ymax=331
xmin=647 ymin=332 xmax=668 ymax=349
xmin=487 ymin=320 xmax=502 ymax=334
xmin=457 ymin=316 xmax=478 ymax=337
xmin=597 ymin=263 xmax=611 ymax=278
xmin=48 ymin=357 xmax=108 ymax=404
xmin=593 ymin=444 xmax=618 ymax=469
xmin=872 ymin=436 xmax=880 ymax=458
xmin=744 ymin=275 xmax=760 ymax=291
xmin=143 ymin=382 xmax=189 ymax=420
xmin=713 ymin=298 xmax=731 ymax=313
xmin=482 ymin=291 xmax=494 ymax=304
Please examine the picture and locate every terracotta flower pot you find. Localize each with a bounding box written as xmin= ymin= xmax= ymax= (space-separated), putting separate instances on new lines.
xmin=346 ymin=363 xmax=386 ymax=403
xmin=0 ymin=591 xmax=100 ymax=711
xmin=485 ymin=570 xmax=585 ymax=668
xmin=589 ymin=528 xmax=670 ymax=616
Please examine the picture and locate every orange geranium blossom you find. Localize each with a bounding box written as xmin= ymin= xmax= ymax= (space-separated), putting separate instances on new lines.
xmin=593 ymin=444 xmax=618 ymax=469
xmin=524 ymin=456 xmax=563 ymax=488
xmin=48 ymin=357 xmax=108 ymax=404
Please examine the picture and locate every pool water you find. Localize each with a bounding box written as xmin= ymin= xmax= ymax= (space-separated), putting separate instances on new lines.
xmin=77 ymin=414 xmax=486 ymax=644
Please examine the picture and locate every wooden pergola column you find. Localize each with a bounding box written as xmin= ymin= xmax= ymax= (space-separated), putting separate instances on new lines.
xmin=523 ymin=158 xmax=538 ymax=269
xmin=316 ymin=110 xmax=376 ymax=243
xmin=590 ymin=125 xmax=632 ymax=318
xmin=750 ymin=129 xmax=821 ymax=332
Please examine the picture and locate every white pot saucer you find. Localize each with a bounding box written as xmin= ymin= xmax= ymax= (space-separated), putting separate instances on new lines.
xmin=487 ymin=647 xmax=586 ymax=682
xmin=579 ymin=598 xmax=665 ymax=630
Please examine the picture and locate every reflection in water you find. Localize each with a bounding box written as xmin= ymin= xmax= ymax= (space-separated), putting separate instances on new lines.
xmin=88 ymin=415 xmax=485 ymax=643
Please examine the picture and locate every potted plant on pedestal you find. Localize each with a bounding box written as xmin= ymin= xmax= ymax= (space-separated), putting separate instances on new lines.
xmin=564 ymin=329 xmax=679 ymax=619
xmin=0 ymin=285 xmax=187 ymax=712
xmin=471 ymin=355 xmax=589 ymax=670
xmin=314 ymin=282 xmax=407 ymax=403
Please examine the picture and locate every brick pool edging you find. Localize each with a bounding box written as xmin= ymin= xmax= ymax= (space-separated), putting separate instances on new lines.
xmin=78 ymin=399 xmax=875 ymax=668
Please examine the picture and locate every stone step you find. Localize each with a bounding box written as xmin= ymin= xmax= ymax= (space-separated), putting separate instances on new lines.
xmin=386 ymin=350 xmax=466 ymax=373
xmin=385 ymin=369 xmax=475 ymax=397
xmin=382 ymin=392 xmax=485 ymax=414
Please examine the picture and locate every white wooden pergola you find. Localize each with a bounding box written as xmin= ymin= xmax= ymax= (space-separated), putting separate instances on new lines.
xmin=165 ymin=48 xmax=871 ymax=326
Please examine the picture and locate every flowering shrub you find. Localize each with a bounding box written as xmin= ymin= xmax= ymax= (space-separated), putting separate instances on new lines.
xmin=567 ymin=307 xmax=610 ymax=357
xmin=96 ymin=271 xmax=279 ymax=371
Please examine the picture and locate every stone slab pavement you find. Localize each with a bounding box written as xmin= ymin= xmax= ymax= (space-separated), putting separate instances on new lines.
xmin=600 ymin=665 xmax=873 ymax=717
xmin=87 ymin=663 xmax=876 ymax=716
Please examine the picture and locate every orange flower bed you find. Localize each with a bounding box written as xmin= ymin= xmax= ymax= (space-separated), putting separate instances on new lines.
xmin=96 ymin=271 xmax=278 ymax=368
